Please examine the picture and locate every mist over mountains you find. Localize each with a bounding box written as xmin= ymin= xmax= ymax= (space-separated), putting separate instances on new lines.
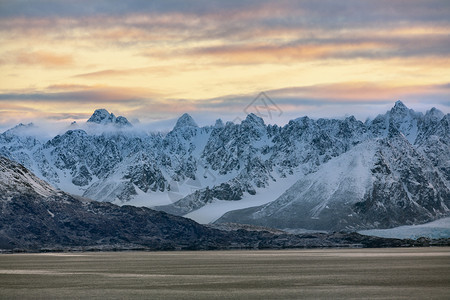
xmin=1 ymin=101 xmax=449 ymax=232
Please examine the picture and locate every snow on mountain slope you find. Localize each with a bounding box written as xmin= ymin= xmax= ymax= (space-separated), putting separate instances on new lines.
xmin=2 ymin=155 xmax=305 ymax=251
xmin=3 ymin=156 xmax=426 ymax=251
xmin=184 ymin=172 xmax=301 ymax=224
xmin=173 ymin=113 xmax=198 ymax=128
xmin=215 ymin=140 xmax=378 ymax=229
xmin=415 ymin=112 xmax=450 ymax=183
xmin=216 ymin=132 xmax=450 ymax=231
xmin=368 ymin=100 xmax=422 ymax=144
xmin=388 ymin=100 xmax=422 ymax=144
xmin=156 ymin=112 xmax=370 ymax=217
xmin=1 ymin=102 xmax=449 ymax=231
xmin=0 ymin=156 xmax=56 ymax=197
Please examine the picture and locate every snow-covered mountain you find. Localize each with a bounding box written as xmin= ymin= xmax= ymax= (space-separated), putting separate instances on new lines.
xmin=1 ymin=154 xmax=235 ymax=251
xmin=0 ymin=155 xmax=57 ymax=197
xmin=87 ymin=108 xmax=132 ymax=127
xmin=217 ymin=134 xmax=449 ymax=231
xmin=1 ymin=102 xmax=449 ymax=231
xmin=4 ymin=155 xmax=416 ymax=251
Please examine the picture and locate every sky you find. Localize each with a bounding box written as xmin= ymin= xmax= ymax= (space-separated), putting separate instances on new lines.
xmin=0 ymin=0 xmax=449 ymax=131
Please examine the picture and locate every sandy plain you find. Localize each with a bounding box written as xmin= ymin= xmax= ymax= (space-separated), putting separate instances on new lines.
xmin=0 ymin=248 xmax=449 ymax=299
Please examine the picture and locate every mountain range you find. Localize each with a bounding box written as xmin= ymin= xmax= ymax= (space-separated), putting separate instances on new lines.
xmin=1 ymin=101 xmax=449 ymax=232
xmin=4 ymin=155 xmax=429 ymax=251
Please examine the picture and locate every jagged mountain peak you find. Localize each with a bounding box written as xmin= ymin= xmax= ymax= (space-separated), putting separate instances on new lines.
xmin=389 ymin=100 xmax=412 ymax=117
xmin=425 ymin=107 xmax=444 ymax=121
xmin=243 ymin=113 xmax=265 ymax=126
xmin=215 ymin=119 xmax=224 ymax=128
xmin=12 ymin=122 xmax=35 ymax=129
xmin=87 ymin=109 xmax=113 ymax=122
xmin=116 ymin=116 xmax=131 ymax=127
xmin=4 ymin=122 xmax=36 ymax=135
xmin=293 ymin=116 xmax=313 ymax=127
xmin=87 ymin=109 xmax=132 ymax=127
xmin=294 ymin=115 xmax=310 ymax=122
xmin=389 ymin=100 xmax=422 ymax=119
xmin=65 ymin=129 xmax=88 ymax=137
xmin=174 ymin=113 xmax=198 ymax=129
xmin=345 ymin=115 xmax=357 ymax=122
xmin=379 ymin=100 xmax=422 ymax=144
xmin=393 ymin=100 xmax=407 ymax=110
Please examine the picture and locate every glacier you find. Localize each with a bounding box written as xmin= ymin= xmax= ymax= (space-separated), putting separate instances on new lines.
xmin=359 ymin=217 xmax=450 ymax=240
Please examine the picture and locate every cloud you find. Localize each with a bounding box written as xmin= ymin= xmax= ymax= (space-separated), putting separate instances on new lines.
xmin=0 ymin=91 xmax=139 ymax=104
xmin=1 ymin=1 xmax=448 ymax=71
xmin=0 ymin=0 xmax=449 ymax=128
xmin=0 ymin=85 xmax=158 ymax=105
xmin=1 ymin=82 xmax=448 ymax=134
xmin=44 ymin=113 xmax=92 ymax=120
xmin=1 ymin=50 xmax=74 ymax=67
xmin=192 ymin=82 xmax=450 ymax=113
xmin=46 ymin=84 xmax=93 ymax=91
xmin=267 ymin=82 xmax=439 ymax=100
xmin=3 ymin=81 xmax=447 ymax=124
xmin=2 ymin=1 xmax=449 ymax=43
xmin=2 ymin=1 xmax=449 ymax=27
xmin=181 ymin=31 xmax=450 ymax=64
xmin=0 ymin=1 xmax=267 ymax=18
xmin=73 ymin=66 xmax=180 ymax=78
xmin=266 ymin=82 xmax=450 ymax=108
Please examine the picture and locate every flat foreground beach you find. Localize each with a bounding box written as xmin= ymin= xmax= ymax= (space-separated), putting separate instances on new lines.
xmin=1 ymin=248 xmax=449 ymax=299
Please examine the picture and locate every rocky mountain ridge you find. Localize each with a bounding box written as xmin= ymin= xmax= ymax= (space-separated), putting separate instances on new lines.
xmin=1 ymin=102 xmax=449 ymax=231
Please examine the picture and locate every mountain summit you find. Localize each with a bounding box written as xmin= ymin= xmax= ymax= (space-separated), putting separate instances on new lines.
xmin=87 ymin=109 xmax=132 ymax=127
xmin=174 ymin=113 xmax=198 ymax=129
xmin=243 ymin=113 xmax=265 ymax=126
xmin=392 ymin=100 xmax=407 ymax=111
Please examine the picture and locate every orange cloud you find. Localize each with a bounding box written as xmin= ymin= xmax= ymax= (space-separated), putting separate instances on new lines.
xmin=269 ymin=81 xmax=450 ymax=103
xmin=3 ymin=50 xmax=74 ymax=67
xmin=186 ymin=42 xmax=385 ymax=64
xmin=46 ymin=84 xmax=93 ymax=91
xmin=72 ymin=63 xmax=205 ymax=79
xmin=0 ymin=2 xmax=448 ymax=127
xmin=73 ymin=67 xmax=170 ymax=78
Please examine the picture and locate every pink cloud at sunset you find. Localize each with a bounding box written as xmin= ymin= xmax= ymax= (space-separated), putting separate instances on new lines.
xmin=0 ymin=0 xmax=448 ymax=130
